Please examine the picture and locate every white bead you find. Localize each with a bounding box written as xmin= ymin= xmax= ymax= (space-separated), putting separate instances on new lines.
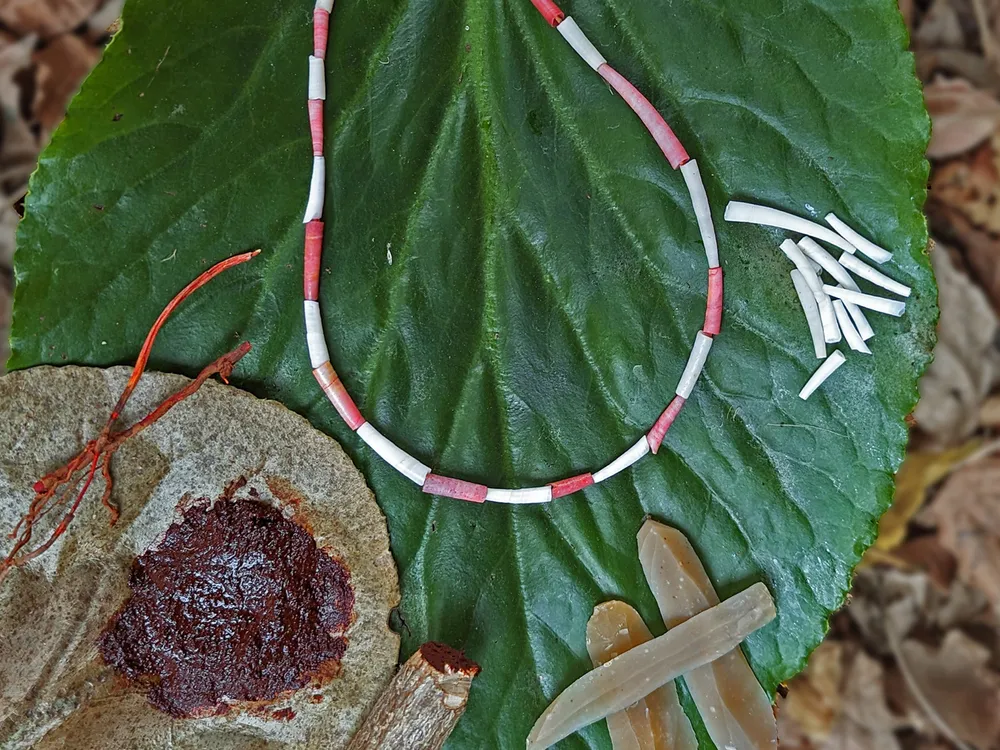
xmin=833 ymin=300 xmax=871 ymax=354
xmin=308 ymin=56 xmax=326 ymax=100
xmin=790 ymin=270 xmax=826 ymax=359
xmin=825 ymin=213 xmax=892 ymax=264
xmin=797 ymin=237 xmax=858 ymax=291
xmin=303 ymin=156 xmax=325 ymax=223
xmin=485 ymin=487 xmax=553 ymax=504
xmin=315 ymin=0 xmax=334 ymax=11
xmin=593 ymin=437 xmax=650 ymax=484
xmin=303 ymin=301 xmax=329 ymax=368
xmin=799 ymin=350 xmax=847 ymax=400
xmin=725 ymin=201 xmax=857 ymax=255
xmin=838 ymin=252 xmax=911 ymax=298
xmin=676 ymin=332 xmax=713 ymax=399
xmin=680 ymin=160 xmax=719 ymax=268
xmin=556 ymin=17 xmax=607 ymax=71
xmin=823 ymin=285 xmax=906 ymax=317
xmin=356 ymin=423 xmax=431 ymax=485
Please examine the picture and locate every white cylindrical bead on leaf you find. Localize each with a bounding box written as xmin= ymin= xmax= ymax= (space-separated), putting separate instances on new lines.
xmin=824 ymin=213 xmax=892 ymax=264
xmin=315 ymin=0 xmax=334 ymax=10
xmin=823 ymin=285 xmax=906 ymax=317
xmin=592 ymin=437 xmax=650 ymax=484
xmin=833 ymin=300 xmax=871 ymax=354
xmin=791 ymin=270 xmax=826 ymax=359
xmin=303 ymin=156 xmax=326 ymax=223
xmin=799 ymin=350 xmax=847 ymax=400
xmin=303 ymin=300 xmax=330 ymax=368
xmin=845 ymin=301 xmax=875 ymax=341
xmin=838 ymin=252 xmax=911 ymax=298
xmin=308 ymin=56 xmax=326 ymax=100
xmin=797 ymin=237 xmax=859 ymax=291
xmin=675 ymin=332 xmax=713 ymax=399
xmin=356 ymin=423 xmax=431 ymax=485
xmin=680 ymin=160 xmax=720 ymax=268
xmin=781 ymin=240 xmax=840 ymax=343
xmin=556 ymin=17 xmax=607 ymax=70
xmin=725 ymin=201 xmax=857 ymax=255
xmin=485 ymin=487 xmax=553 ymax=504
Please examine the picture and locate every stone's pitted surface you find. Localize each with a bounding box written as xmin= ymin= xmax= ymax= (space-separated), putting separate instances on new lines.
xmin=0 ymin=366 xmax=399 ymax=749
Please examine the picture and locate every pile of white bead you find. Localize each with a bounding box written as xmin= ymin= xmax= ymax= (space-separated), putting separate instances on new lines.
xmin=724 ymin=202 xmax=912 ymax=400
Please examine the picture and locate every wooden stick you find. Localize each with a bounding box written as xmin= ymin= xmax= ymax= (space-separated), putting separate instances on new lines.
xmin=348 ymin=642 xmax=480 ymax=750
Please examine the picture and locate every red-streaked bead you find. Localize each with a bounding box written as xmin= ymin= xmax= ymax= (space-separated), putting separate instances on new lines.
xmin=529 ymin=0 xmax=565 ymax=26
xmin=704 ymin=267 xmax=723 ymax=335
xmin=308 ymin=99 xmax=324 ymax=156
xmin=597 ymin=64 xmax=689 ymax=169
xmin=313 ymin=361 xmax=365 ymax=430
xmin=422 ymin=474 xmax=488 ymax=503
xmin=304 ymin=220 xmax=323 ymax=301
xmin=313 ymin=9 xmax=330 ymax=57
xmin=647 ymin=396 xmax=686 ymax=454
xmin=549 ymin=472 xmax=594 ymax=499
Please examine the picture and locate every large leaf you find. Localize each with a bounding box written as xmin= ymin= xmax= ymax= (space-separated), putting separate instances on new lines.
xmin=10 ymin=0 xmax=933 ymax=746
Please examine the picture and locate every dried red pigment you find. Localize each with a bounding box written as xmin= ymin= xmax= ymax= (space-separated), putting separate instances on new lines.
xmin=419 ymin=642 xmax=480 ymax=676
xmin=98 ymin=491 xmax=354 ymax=718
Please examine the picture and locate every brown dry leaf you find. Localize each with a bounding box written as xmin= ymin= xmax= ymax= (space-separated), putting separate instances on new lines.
xmin=865 ymin=441 xmax=980 ymax=557
xmin=821 ymin=651 xmax=904 ymax=750
xmin=779 ymin=640 xmax=844 ymax=746
xmin=0 ymin=366 xmax=400 ymax=749
xmin=925 ymin=457 xmax=1000 ymax=615
xmin=915 ymin=0 xmax=966 ymax=50
xmin=931 ymin=130 xmax=1000 ymax=234
xmin=33 ymin=34 xmax=101 ymax=134
xmin=899 ymin=630 xmax=1000 ymax=748
xmin=926 ymin=78 xmax=1000 ymax=159
xmin=0 ymin=0 xmax=103 ymax=39
xmin=914 ymin=245 xmax=1000 ymax=444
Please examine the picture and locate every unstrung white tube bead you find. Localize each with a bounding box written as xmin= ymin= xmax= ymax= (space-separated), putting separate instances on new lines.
xmin=676 ymin=332 xmax=713 ymax=399
xmin=308 ymin=56 xmax=326 ymax=100
xmin=725 ymin=201 xmax=857 ymax=255
xmin=845 ymin=301 xmax=875 ymax=341
xmin=356 ymin=423 xmax=431 ymax=485
xmin=485 ymin=486 xmax=553 ymax=504
xmin=315 ymin=0 xmax=334 ymax=10
xmin=833 ymin=300 xmax=871 ymax=354
xmin=781 ymin=240 xmax=839 ymax=343
xmin=303 ymin=156 xmax=325 ymax=223
xmin=303 ymin=300 xmax=330 ymax=368
xmin=799 ymin=350 xmax=847 ymax=400
xmin=556 ymin=17 xmax=607 ymax=71
xmin=592 ymin=437 xmax=650 ymax=484
xmin=823 ymin=285 xmax=906 ymax=317
xmin=825 ymin=213 xmax=893 ymax=264
xmin=680 ymin=160 xmax=719 ymax=268
xmin=838 ymin=252 xmax=911 ymax=298
xmin=797 ymin=237 xmax=859 ymax=291
xmin=791 ymin=270 xmax=826 ymax=359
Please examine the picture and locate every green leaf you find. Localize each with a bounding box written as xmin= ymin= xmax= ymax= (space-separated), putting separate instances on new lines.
xmin=11 ymin=0 xmax=933 ymax=746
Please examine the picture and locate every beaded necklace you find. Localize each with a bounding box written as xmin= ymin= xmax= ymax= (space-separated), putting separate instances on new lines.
xmin=301 ymin=0 xmax=724 ymax=504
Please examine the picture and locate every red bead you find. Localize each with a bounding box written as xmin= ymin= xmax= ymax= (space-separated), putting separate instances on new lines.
xmin=704 ymin=267 xmax=723 ymax=335
xmin=308 ymin=99 xmax=324 ymax=156
xmin=313 ymin=9 xmax=330 ymax=57
xmin=304 ymin=220 xmax=323 ymax=301
xmin=422 ymin=474 xmax=488 ymax=503
xmin=647 ymin=396 xmax=685 ymax=454
xmin=313 ymin=361 xmax=365 ymax=430
xmin=549 ymin=472 xmax=594 ymax=499
xmin=597 ymin=64 xmax=689 ymax=169
xmin=529 ymin=0 xmax=565 ymax=26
